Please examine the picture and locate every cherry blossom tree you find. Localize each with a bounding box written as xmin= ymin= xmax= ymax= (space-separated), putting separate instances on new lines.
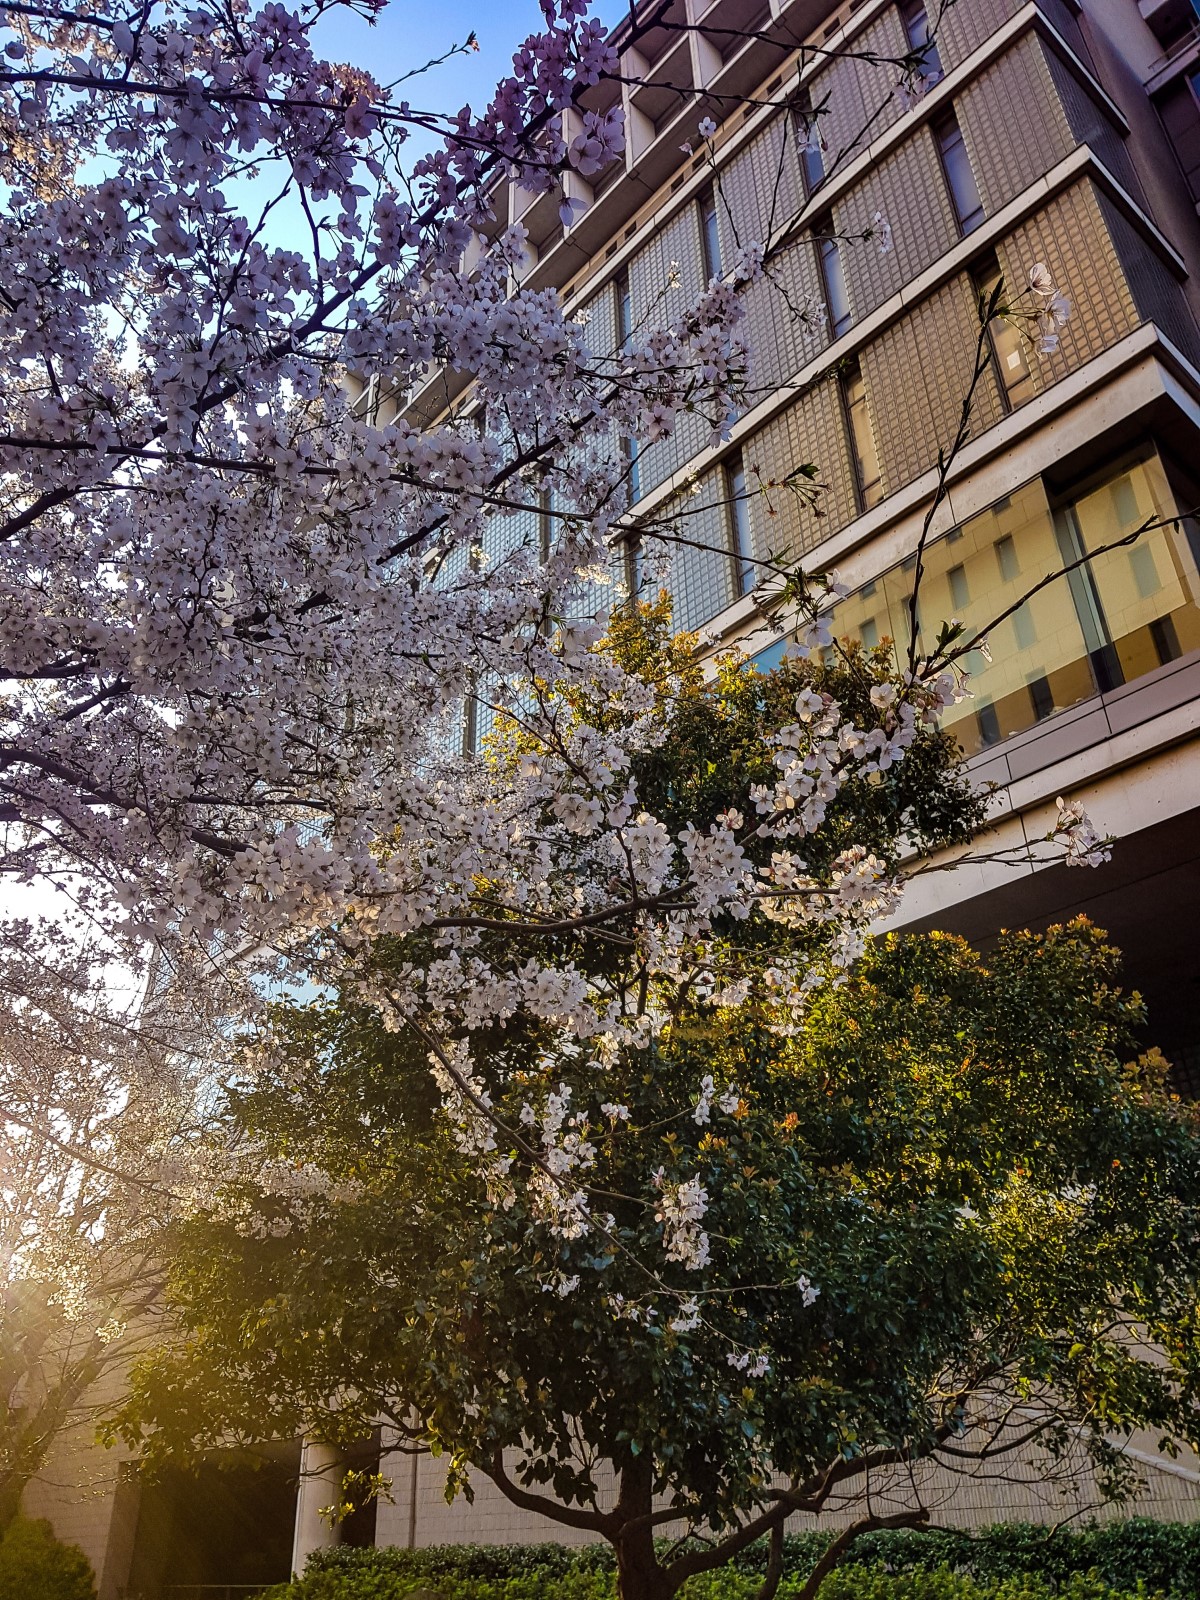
xmin=2 ymin=0 xmax=1123 ymax=1515
xmin=112 ymin=620 xmax=1200 ymax=1600
xmin=0 ymin=0 xmax=1072 ymax=952
xmin=0 ymin=0 xmax=748 ymax=943
xmin=0 ymin=919 xmax=227 ymax=1528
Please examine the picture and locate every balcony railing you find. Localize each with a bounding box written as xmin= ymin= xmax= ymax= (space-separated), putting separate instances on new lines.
xmin=1147 ymin=18 xmax=1200 ymax=82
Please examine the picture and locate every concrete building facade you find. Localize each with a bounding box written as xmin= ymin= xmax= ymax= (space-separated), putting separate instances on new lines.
xmin=27 ymin=0 xmax=1200 ymax=1590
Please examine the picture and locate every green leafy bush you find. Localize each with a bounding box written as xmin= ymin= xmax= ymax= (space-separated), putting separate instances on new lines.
xmin=0 ymin=1518 xmax=96 ymax=1600
xmin=814 ymin=1573 xmax=1160 ymax=1600
xmin=269 ymin=1559 xmax=1163 ymax=1600
xmin=272 ymin=1522 xmax=1200 ymax=1600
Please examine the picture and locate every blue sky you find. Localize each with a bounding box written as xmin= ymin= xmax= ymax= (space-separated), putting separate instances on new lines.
xmin=312 ymin=0 xmax=626 ymax=138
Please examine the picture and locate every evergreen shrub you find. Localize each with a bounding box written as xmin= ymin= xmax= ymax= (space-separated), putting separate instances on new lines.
xmin=0 ymin=1517 xmax=96 ymax=1600
xmin=270 ymin=1521 xmax=1200 ymax=1599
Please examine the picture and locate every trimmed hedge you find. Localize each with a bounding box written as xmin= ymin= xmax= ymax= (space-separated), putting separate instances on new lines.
xmin=0 ymin=1517 xmax=96 ymax=1600
xmin=270 ymin=1558 xmax=1161 ymax=1599
xmin=270 ymin=1521 xmax=1200 ymax=1600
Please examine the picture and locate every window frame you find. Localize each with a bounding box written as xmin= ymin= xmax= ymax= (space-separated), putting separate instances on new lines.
xmin=899 ymin=0 xmax=944 ymax=81
xmin=816 ymin=224 xmax=852 ymax=338
xmin=725 ymin=453 xmax=757 ymax=599
xmin=934 ymin=112 xmax=985 ymax=235
xmin=790 ymin=85 xmax=825 ymax=197
xmin=699 ymin=187 xmax=722 ymax=281
xmin=615 ymin=267 xmax=633 ymax=352
xmin=623 ymin=533 xmax=645 ymax=605
xmin=972 ymin=252 xmax=1036 ymax=411
xmin=538 ymin=485 xmax=554 ymax=564
xmin=622 ymin=432 xmax=642 ymax=503
xmin=840 ymin=360 xmax=884 ymax=513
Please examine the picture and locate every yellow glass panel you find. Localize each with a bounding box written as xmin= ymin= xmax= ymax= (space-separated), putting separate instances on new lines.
xmin=827 ymin=449 xmax=1200 ymax=759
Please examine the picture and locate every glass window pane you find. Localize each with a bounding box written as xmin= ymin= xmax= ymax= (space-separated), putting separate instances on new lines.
xmin=995 ymin=534 xmax=1020 ymax=582
xmin=728 ymin=460 xmax=756 ymax=596
xmin=700 ymin=193 xmax=721 ymax=280
xmin=829 ymin=450 xmax=1200 ymax=758
xmin=843 ymin=368 xmax=883 ymax=510
xmin=623 ymin=434 xmax=641 ymax=502
xmin=1072 ymin=456 xmax=1200 ymax=680
xmin=976 ymin=266 xmax=1036 ymax=408
xmin=616 ymin=271 xmax=632 ymax=350
xmin=792 ymin=90 xmax=824 ymax=194
xmin=901 ymin=0 xmax=943 ymax=80
xmin=819 ymin=234 xmax=852 ymax=337
xmin=625 ymin=537 xmax=643 ymax=600
xmin=936 ymin=117 xmax=984 ymax=234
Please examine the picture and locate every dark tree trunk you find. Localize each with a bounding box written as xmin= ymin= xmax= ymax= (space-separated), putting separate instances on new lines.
xmin=0 ymin=1473 xmax=24 ymax=1534
xmin=612 ymin=1457 xmax=678 ymax=1600
xmin=614 ymin=1539 xmax=678 ymax=1600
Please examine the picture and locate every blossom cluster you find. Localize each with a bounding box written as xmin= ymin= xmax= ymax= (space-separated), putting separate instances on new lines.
xmin=0 ymin=0 xmax=1111 ymax=1336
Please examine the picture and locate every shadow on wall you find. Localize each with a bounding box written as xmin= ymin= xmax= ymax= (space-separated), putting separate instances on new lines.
xmin=125 ymin=1445 xmax=299 ymax=1598
xmin=122 ymin=1438 xmax=381 ymax=1599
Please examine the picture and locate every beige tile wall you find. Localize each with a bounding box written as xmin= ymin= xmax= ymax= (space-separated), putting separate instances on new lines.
xmin=940 ymin=0 xmax=1026 ymax=72
xmin=997 ymin=177 xmax=1141 ymax=392
xmin=743 ymin=373 xmax=860 ymax=561
xmin=834 ymin=124 xmax=960 ymax=323
xmin=370 ymin=1432 xmax=1200 ymax=1551
xmin=810 ymin=7 xmax=910 ymax=167
xmin=956 ymin=33 xmax=1077 ymax=215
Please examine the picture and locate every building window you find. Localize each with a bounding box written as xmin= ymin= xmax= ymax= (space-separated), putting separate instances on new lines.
xmin=841 ymin=361 xmax=883 ymax=511
xmin=829 ymin=449 xmax=1200 ymax=760
xmin=538 ymin=485 xmax=554 ymax=563
xmin=973 ymin=255 xmax=1036 ymax=409
xmin=699 ymin=188 xmax=722 ymax=280
xmin=615 ymin=267 xmax=633 ymax=351
xmin=726 ymin=453 xmax=756 ymax=597
xmin=817 ymin=227 xmax=852 ymax=338
xmin=462 ymin=683 xmax=479 ymax=756
xmin=994 ymin=533 xmax=1020 ymax=582
xmin=900 ymin=0 xmax=943 ymax=81
xmin=791 ymin=85 xmax=825 ymax=195
xmin=623 ymin=433 xmax=642 ymax=502
xmin=935 ymin=113 xmax=984 ymax=234
xmin=976 ymin=698 xmax=1000 ymax=747
xmin=623 ymin=534 xmax=644 ymax=603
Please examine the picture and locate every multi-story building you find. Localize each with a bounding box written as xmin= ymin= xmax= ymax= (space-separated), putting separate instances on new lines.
xmin=27 ymin=0 xmax=1200 ymax=1591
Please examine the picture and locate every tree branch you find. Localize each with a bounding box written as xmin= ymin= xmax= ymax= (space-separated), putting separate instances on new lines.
xmin=478 ymin=1449 xmax=611 ymax=1535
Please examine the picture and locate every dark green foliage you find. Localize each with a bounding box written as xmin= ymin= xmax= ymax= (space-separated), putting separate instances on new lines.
xmin=266 ymin=1522 xmax=1200 ymax=1599
xmin=0 ymin=1518 xmax=96 ymax=1600
xmin=116 ymin=614 xmax=1200 ymax=1600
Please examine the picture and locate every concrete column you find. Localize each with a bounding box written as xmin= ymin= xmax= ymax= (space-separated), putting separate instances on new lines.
xmin=97 ymin=1463 xmax=142 ymax=1600
xmin=291 ymin=1437 xmax=344 ymax=1579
